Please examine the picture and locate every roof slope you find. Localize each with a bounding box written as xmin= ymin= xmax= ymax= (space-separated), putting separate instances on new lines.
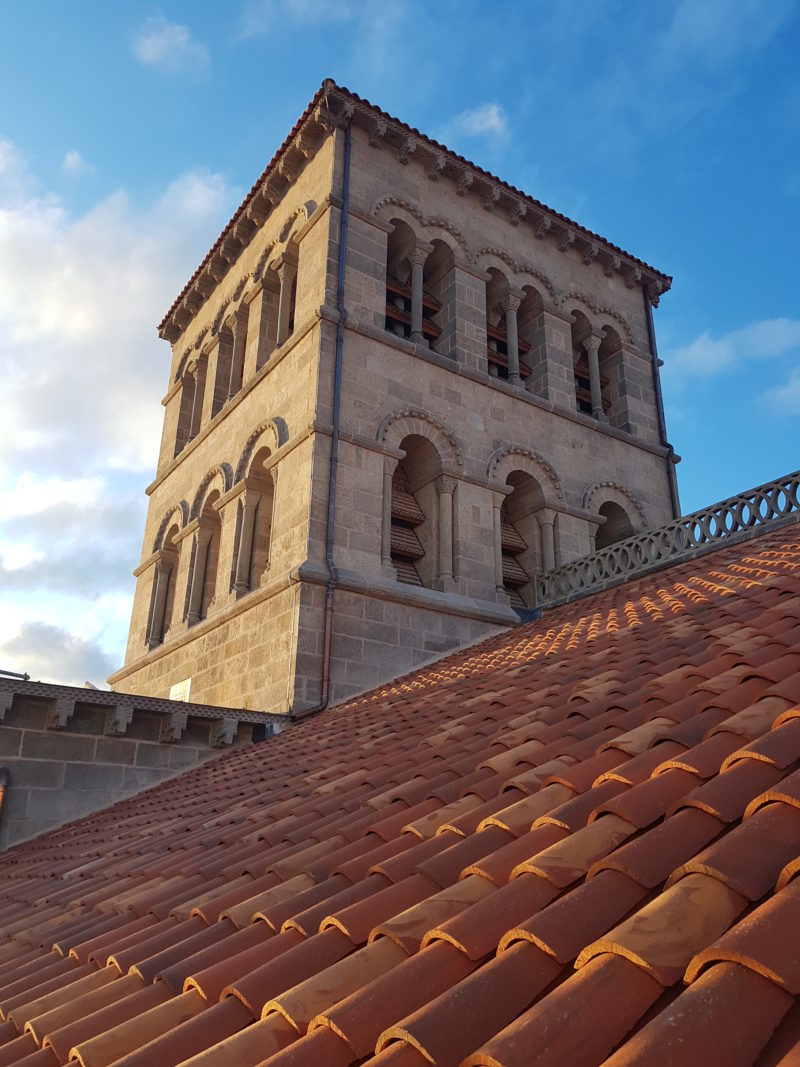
xmin=2 ymin=524 xmax=800 ymax=1066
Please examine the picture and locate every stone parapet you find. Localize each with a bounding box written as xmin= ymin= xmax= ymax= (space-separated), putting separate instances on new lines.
xmin=0 ymin=681 xmax=285 ymax=850
xmin=536 ymin=470 xmax=800 ymax=608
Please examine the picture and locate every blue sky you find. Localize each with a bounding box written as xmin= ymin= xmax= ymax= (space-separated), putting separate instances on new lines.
xmin=1 ymin=1 xmax=798 ymax=686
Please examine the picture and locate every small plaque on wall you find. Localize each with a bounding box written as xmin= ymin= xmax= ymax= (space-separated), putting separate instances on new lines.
xmin=169 ymin=678 xmax=192 ymax=702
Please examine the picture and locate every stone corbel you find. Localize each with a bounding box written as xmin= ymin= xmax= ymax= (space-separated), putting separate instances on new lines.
xmin=510 ymin=201 xmax=528 ymax=226
xmin=481 ymin=186 xmax=501 ymax=212
xmin=161 ymin=709 xmax=188 ymax=743
xmin=456 ymin=171 xmax=474 ymax=197
xmin=0 ymin=692 xmax=13 ymax=722
xmin=212 ymin=717 xmax=239 ymax=747
xmin=557 ymin=225 xmax=576 ymax=252
xmin=105 ymin=704 xmax=134 ymax=737
xmin=623 ymin=265 xmax=643 ymax=289
xmin=428 ymin=151 xmax=446 ymax=181
xmin=368 ymin=119 xmax=388 ymax=147
xmin=532 ymin=211 xmax=551 ymax=239
xmin=398 ymin=136 xmax=417 ymax=164
xmin=46 ymin=697 xmax=75 ymax=731
xmin=600 ymin=251 xmax=621 ymax=278
xmin=581 ymin=240 xmax=600 ymax=265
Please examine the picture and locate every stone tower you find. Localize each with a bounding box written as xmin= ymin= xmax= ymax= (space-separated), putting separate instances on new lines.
xmin=109 ymin=82 xmax=678 ymax=714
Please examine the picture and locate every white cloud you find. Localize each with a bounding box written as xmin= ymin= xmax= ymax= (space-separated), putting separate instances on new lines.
xmin=237 ymin=0 xmax=354 ymax=38
xmin=0 ymin=622 xmax=116 ymax=687
xmin=0 ymin=140 xmax=238 ymax=682
xmin=668 ymin=318 xmax=800 ymax=378
xmin=450 ymin=103 xmax=508 ymax=140
xmin=61 ymin=150 xmax=95 ymax=178
xmin=759 ymin=368 xmax=800 ymax=417
xmin=132 ymin=13 xmax=210 ymax=74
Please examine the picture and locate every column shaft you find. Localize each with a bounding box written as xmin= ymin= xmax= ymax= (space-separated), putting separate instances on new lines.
xmin=234 ymin=499 xmax=258 ymax=595
xmin=585 ymin=337 xmax=606 ymax=422
xmin=493 ymin=504 xmax=504 ymax=592
xmin=187 ymin=529 xmax=211 ymax=625
xmin=438 ymin=488 xmax=454 ymax=582
xmin=276 ymin=262 xmax=297 ymax=347
xmin=381 ymin=470 xmax=394 ymax=567
xmin=504 ymin=298 xmax=521 ymax=384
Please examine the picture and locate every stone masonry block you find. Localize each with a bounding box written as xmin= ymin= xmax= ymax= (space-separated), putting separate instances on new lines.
xmin=0 ymin=727 xmax=22 ymax=758
xmin=21 ymin=732 xmax=97 ymax=763
xmin=4 ymin=759 xmax=64 ymax=789
xmin=63 ymin=763 xmax=125 ymax=790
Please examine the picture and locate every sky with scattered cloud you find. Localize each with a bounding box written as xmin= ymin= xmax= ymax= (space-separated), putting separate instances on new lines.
xmin=0 ymin=2 xmax=798 ymax=688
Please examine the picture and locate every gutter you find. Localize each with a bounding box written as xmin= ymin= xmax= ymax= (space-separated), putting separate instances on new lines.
xmin=294 ymin=115 xmax=352 ymax=721
xmin=643 ymin=286 xmax=681 ymax=520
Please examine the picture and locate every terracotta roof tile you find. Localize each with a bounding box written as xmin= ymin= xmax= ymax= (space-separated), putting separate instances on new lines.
xmin=2 ymin=522 xmax=800 ymax=1065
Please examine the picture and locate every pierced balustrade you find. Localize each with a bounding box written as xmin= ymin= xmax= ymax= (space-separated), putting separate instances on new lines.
xmin=535 ymin=470 xmax=800 ymax=608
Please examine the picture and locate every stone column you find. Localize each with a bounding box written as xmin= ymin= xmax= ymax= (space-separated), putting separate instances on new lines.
xmin=409 ymin=244 xmax=432 ymax=345
xmin=584 ymin=334 xmax=607 ymax=422
xmin=227 ymin=308 xmax=248 ymax=399
xmin=146 ymin=557 xmax=172 ymax=648
xmin=276 ymin=258 xmax=298 ymax=347
xmin=189 ymin=356 xmax=207 ymax=440
xmin=435 ymin=476 xmax=456 ymax=584
xmin=381 ymin=458 xmax=398 ymax=571
xmin=186 ymin=526 xmax=212 ymax=625
xmin=502 ymin=291 xmax=523 ymax=384
xmin=537 ymin=508 xmax=557 ymax=572
xmin=492 ymin=492 xmax=505 ymax=593
xmin=234 ymin=490 xmax=259 ymax=596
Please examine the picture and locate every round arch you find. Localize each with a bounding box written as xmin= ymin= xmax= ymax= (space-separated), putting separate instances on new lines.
xmin=234 ymin=419 xmax=287 ymax=482
xmin=583 ymin=480 xmax=647 ymax=530
xmin=152 ymin=501 xmax=189 ymax=553
xmin=488 ymin=447 xmax=563 ymax=503
xmin=190 ymin=464 xmax=233 ymax=520
xmin=378 ymin=410 xmax=463 ymax=472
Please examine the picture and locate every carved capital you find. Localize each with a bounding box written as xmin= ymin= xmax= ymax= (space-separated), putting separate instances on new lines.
xmin=502 ymin=290 xmax=523 ymax=315
xmin=435 ymin=475 xmax=457 ymax=496
xmin=535 ymin=507 xmax=557 ymax=527
xmin=583 ymin=334 xmax=602 ymax=354
xmin=409 ymin=243 xmax=433 ymax=268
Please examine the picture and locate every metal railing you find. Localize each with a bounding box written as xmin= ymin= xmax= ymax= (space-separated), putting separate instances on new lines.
xmin=536 ymin=470 xmax=800 ymax=608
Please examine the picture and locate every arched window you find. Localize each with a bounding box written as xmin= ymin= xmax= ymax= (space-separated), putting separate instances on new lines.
xmin=175 ymin=373 xmax=195 ymax=457
xmin=485 ymin=269 xmax=531 ymax=382
xmin=595 ymin=501 xmax=635 ymax=550
xmin=185 ymin=491 xmax=222 ymax=625
xmin=230 ymin=445 xmax=275 ymax=597
xmin=211 ymin=330 xmax=233 ymax=419
xmin=598 ymin=325 xmax=627 ymax=430
xmin=500 ymin=472 xmax=546 ymax=608
xmin=390 ymin=434 xmax=442 ymax=588
xmin=572 ymin=312 xmax=614 ymax=422
xmin=146 ymin=522 xmax=180 ymax=648
xmin=517 ymin=285 xmax=545 ymax=394
xmin=423 ymin=240 xmax=455 ymax=356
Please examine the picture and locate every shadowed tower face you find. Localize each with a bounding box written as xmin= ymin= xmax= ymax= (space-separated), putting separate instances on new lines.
xmin=110 ymin=83 xmax=676 ymax=715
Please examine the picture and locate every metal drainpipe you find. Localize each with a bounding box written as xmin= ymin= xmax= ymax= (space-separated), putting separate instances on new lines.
xmin=294 ymin=117 xmax=351 ymax=721
xmin=643 ymin=285 xmax=681 ymax=520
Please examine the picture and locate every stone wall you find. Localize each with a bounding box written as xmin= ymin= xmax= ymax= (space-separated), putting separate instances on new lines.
xmin=0 ymin=681 xmax=282 ymax=850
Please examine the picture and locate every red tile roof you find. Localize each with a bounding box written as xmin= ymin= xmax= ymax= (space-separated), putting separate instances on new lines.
xmin=2 ymin=521 xmax=800 ymax=1065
